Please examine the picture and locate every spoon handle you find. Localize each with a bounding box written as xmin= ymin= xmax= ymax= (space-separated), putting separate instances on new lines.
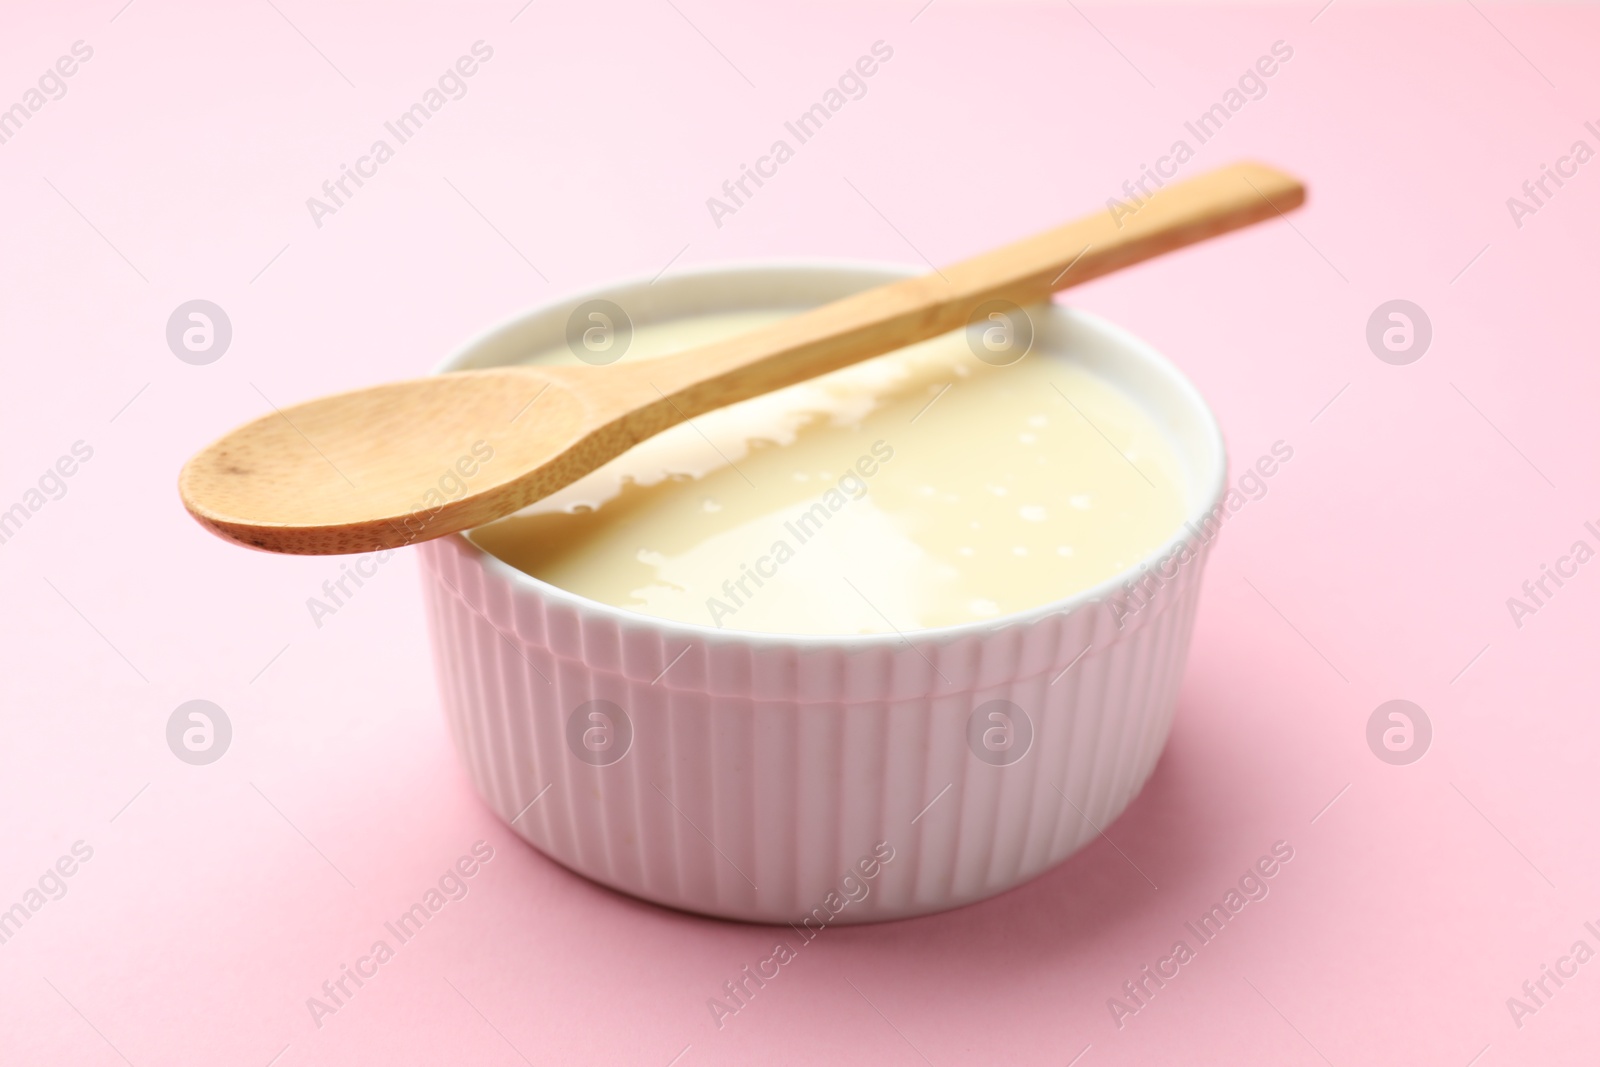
xmin=644 ymin=161 xmax=1304 ymax=416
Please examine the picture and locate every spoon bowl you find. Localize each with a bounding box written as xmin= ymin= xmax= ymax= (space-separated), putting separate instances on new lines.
xmin=181 ymin=367 xmax=628 ymax=554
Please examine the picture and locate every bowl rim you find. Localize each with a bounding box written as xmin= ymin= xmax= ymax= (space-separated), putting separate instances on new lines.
xmin=431 ymin=258 xmax=1229 ymax=650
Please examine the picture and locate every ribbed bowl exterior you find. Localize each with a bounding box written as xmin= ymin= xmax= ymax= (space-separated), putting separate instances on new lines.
xmin=419 ymin=530 xmax=1211 ymax=924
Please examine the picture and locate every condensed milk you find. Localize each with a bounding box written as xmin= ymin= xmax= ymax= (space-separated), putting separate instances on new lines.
xmin=472 ymin=309 xmax=1188 ymax=635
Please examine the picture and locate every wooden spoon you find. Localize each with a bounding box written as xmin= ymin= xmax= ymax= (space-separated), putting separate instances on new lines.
xmin=180 ymin=161 xmax=1304 ymax=555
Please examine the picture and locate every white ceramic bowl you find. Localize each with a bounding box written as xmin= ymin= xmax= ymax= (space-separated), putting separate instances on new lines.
xmin=419 ymin=262 xmax=1226 ymax=924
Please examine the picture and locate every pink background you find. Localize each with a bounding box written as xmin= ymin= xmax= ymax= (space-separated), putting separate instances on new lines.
xmin=3 ymin=0 xmax=1599 ymax=1063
